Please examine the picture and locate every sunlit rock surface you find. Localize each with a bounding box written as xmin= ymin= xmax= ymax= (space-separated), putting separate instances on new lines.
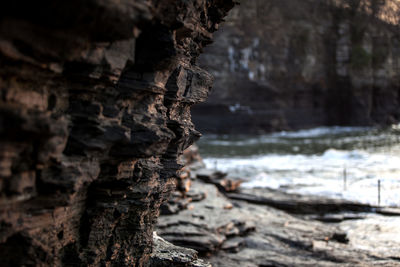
xmin=0 ymin=0 xmax=234 ymax=265
xmin=193 ymin=0 xmax=400 ymax=134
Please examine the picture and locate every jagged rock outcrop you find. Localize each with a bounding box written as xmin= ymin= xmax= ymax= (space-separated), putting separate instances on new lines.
xmin=0 ymin=0 xmax=235 ymax=266
xmin=193 ymin=0 xmax=400 ymax=134
xmin=160 ymin=145 xmax=206 ymax=215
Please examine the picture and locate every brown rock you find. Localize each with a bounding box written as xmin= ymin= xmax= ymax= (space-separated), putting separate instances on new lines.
xmin=196 ymin=169 xmax=243 ymax=192
xmin=0 ymin=0 xmax=235 ymax=265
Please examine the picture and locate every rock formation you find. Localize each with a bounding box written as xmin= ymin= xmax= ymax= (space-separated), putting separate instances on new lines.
xmin=0 ymin=0 xmax=235 ymax=266
xmin=193 ymin=0 xmax=400 ymax=134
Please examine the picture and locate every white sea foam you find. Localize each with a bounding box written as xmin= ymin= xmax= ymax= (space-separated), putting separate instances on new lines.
xmin=270 ymin=126 xmax=371 ymax=138
xmin=201 ymin=127 xmax=400 ymax=207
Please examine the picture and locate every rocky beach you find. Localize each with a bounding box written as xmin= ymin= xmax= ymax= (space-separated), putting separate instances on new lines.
xmin=1 ymin=0 xmax=400 ymax=266
xmin=157 ymin=148 xmax=400 ymax=266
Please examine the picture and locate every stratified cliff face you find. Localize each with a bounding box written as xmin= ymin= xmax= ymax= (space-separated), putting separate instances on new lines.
xmin=193 ymin=0 xmax=400 ymax=134
xmin=0 ymin=0 xmax=234 ymax=266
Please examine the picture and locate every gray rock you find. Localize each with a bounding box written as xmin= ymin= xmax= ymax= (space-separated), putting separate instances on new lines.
xmin=150 ymin=232 xmax=212 ymax=267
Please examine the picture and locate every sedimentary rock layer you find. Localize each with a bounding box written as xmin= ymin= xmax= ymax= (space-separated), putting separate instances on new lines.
xmin=0 ymin=0 xmax=234 ymax=266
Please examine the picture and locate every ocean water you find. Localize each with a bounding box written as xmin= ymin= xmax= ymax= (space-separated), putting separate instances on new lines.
xmin=197 ymin=125 xmax=400 ymax=207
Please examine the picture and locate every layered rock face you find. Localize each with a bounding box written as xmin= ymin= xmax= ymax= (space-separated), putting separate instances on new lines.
xmin=0 ymin=0 xmax=234 ymax=266
xmin=193 ymin=0 xmax=400 ymax=134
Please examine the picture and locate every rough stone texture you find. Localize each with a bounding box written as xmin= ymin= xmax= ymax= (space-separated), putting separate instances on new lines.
xmin=157 ymin=180 xmax=255 ymax=255
xmin=0 ymin=0 xmax=235 ymax=266
xmin=193 ymin=0 xmax=400 ymax=134
xmin=149 ymin=232 xmax=211 ymax=267
xmin=159 ymin=145 xmax=206 ymax=216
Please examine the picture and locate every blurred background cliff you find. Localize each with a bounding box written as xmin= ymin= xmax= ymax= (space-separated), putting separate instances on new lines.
xmin=188 ymin=0 xmax=400 ymax=212
xmin=193 ymin=0 xmax=400 ymax=134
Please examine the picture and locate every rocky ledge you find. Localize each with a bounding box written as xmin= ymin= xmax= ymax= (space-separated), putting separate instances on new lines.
xmin=0 ymin=0 xmax=235 ymax=266
xmin=157 ymin=167 xmax=400 ymax=266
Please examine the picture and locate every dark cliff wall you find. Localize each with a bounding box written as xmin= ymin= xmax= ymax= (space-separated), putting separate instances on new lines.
xmin=193 ymin=0 xmax=400 ymax=134
xmin=0 ymin=1 xmax=234 ymax=266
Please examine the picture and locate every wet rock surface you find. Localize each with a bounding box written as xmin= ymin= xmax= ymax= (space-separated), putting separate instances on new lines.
xmin=157 ymin=169 xmax=400 ymax=266
xmin=0 ymin=1 xmax=235 ymax=266
xmin=226 ymin=187 xmax=375 ymax=214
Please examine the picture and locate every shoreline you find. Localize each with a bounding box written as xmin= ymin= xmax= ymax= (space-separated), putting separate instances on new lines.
xmin=197 ymin=125 xmax=400 ymax=208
